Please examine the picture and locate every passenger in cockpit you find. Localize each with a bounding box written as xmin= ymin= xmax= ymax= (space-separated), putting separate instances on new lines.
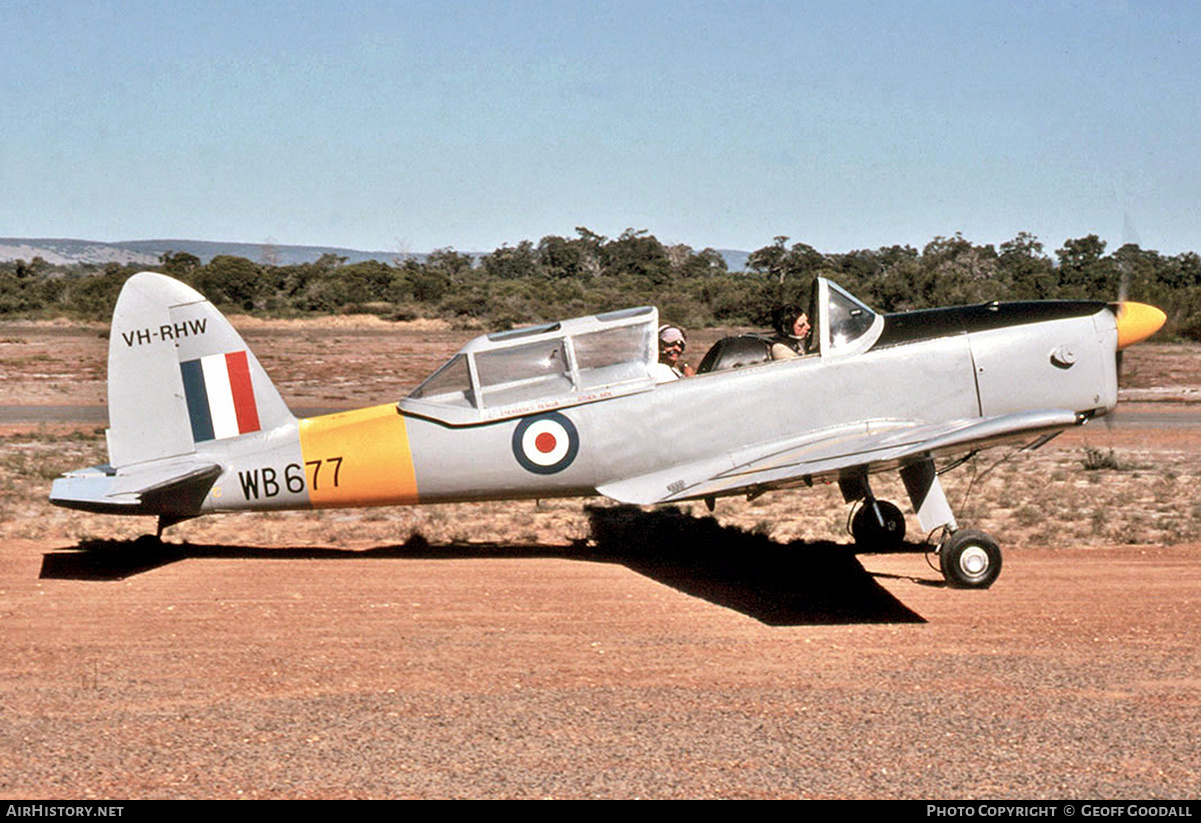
xmin=770 ymin=306 xmax=812 ymax=360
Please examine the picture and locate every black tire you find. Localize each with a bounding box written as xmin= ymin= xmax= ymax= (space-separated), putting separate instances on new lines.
xmin=939 ymin=529 xmax=1002 ymax=589
xmin=851 ymin=500 xmax=906 ymax=551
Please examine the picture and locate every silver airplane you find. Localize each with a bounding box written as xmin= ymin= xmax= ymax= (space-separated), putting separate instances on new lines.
xmin=50 ymin=272 xmax=1166 ymax=588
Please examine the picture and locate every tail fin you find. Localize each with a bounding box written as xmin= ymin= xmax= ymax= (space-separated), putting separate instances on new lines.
xmin=106 ymin=272 xmax=294 ymax=467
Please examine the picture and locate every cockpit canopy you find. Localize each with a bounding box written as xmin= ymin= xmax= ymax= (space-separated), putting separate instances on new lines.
xmin=400 ymin=278 xmax=885 ymax=423
xmin=401 ymin=306 xmax=658 ymax=425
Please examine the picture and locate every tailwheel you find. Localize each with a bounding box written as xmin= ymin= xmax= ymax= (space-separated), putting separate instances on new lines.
xmin=851 ymin=499 xmax=906 ymax=552
xmin=939 ymin=529 xmax=1002 ymax=589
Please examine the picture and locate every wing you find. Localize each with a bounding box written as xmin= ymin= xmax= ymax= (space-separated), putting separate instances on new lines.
xmin=597 ymin=409 xmax=1082 ymax=505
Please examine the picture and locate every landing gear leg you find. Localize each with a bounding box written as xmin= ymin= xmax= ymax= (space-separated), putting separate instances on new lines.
xmin=900 ymin=459 xmax=1002 ymax=589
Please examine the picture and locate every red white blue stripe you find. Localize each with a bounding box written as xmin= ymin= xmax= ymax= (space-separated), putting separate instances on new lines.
xmin=180 ymin=351 xmax=261 ymax=442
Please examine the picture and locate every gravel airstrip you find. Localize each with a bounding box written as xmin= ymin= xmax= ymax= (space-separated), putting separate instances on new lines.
xmin=1 ymin=322 xmax=1198 ymax=799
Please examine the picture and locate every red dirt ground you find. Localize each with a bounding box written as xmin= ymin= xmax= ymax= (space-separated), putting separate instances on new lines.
xmin=1 ymin=323 xmax=1198 ymax=798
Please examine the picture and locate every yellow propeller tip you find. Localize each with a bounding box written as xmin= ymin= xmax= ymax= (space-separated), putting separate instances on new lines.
xmin=1116 ymin=302 xmax=1167 ymax=349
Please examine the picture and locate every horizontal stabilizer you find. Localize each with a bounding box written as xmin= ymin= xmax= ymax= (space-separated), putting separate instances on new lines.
xmin=50 ymin=460 xmax=221 ymax=516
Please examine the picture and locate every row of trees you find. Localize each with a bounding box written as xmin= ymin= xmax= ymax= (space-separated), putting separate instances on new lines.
xmin=2 ymin=229 xmax=1199 ymax=339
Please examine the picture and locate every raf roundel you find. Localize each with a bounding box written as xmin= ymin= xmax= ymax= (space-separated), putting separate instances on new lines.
xmin=512 ymin=412 xmax=580 ymax=475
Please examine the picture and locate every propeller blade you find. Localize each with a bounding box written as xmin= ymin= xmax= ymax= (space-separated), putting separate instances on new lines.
xmin=1115 ymin=264 xmax=1130 ymax=384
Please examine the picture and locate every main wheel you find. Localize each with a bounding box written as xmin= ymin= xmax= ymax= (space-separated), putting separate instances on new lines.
xmin=851 ymin=500 xmax=906 ymax=551
xmin=939 ymin=529 xmax=1002 ymax=589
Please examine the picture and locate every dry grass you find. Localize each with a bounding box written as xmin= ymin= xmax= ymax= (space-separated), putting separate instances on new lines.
xmin=4 ymin=323 xmax=1199 ymax=552
xmin=4 ymin=425 xmax=1198 ymax=551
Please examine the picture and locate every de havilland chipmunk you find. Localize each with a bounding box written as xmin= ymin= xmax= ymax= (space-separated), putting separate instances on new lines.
xmin=50 ymin=271 xmax=1166 ymax=588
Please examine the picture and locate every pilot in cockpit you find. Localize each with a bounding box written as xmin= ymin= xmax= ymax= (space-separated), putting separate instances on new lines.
xmin=770 ymin=306 xmax=812 ymax=360
xmin=652 ymin=324 xmax=696 ymax=383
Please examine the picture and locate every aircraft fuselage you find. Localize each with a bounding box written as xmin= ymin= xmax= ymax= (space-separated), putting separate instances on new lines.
xmin=200 ymin=303 xmax=1116 ymax=513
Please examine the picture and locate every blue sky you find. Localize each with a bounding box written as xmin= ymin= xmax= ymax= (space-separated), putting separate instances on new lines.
xmin=3 ymin=0 xmax=1199 ymax=256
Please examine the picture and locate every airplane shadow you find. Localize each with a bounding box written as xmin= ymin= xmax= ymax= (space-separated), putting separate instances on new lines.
xmin=40 ymin=506 xmax=929 ymax=625
xmin=583 ymin=506 xmax=927 ymax=625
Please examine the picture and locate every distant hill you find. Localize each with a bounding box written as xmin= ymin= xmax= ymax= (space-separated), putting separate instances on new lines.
xmin=0 ymin=237 xmax=412 ymax=267
xmin=0 ymin=237 xmax=750 ymax=272
xmin=718 ymin=249 xmax=750 ymax=271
